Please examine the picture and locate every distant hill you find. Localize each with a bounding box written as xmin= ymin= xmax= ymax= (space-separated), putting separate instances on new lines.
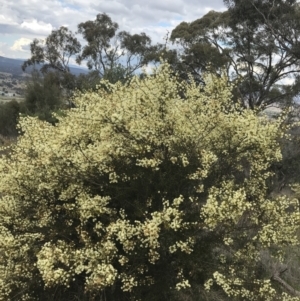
xmin=0 ymin=56 xmax=89 ymax=77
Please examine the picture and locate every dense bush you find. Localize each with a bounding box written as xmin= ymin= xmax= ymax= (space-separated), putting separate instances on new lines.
xmin=0 ymin=100 xmax=21 ymax=136
xmin=23 ymin=71 xmax=62 ymax=124
xmin=0 ymin=64 xmax=299 ymax=300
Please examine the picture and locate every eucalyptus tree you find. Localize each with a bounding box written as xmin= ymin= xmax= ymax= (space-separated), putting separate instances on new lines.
xmin=22 ymin=26 xmax=81 ymax=74
xmin=22 ymin=27 xmax=82 ymax=111
xmin=170 ymin=0 xmax=300 ymax=109
xmin=76 ymin=13 xmax=160 ymax=79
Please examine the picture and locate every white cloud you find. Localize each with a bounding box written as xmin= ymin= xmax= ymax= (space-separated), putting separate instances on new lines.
xmin=141 ymin=63 xmax=156 ymax=74
xmin=10 ymin=38 xmax=32 ymax=52
xmin=0 ymin=0 xmax=226 ymax=59
xmin=0 ymin=14 xmax=18 ymax=26
xmin=20 ymin=19 xmax=52 ymax=35
xmin=279 ymin=77 xmax=295 ymax=86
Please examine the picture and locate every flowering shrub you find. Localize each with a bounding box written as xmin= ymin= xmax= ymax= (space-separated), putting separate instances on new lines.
xmin=0 ymin=64 xmax=299 ymax=300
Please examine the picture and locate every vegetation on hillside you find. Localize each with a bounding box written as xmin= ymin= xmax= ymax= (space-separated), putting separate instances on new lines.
xmin=0 ymin=63 xmax=300 ymax=300
xmin=1 ymin=1 xmax=300 ymax=300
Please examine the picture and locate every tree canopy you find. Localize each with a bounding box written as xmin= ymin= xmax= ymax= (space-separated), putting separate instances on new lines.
xmin=77 ymin=13 xmax=160 ymax=79
xmin=170 ymin=0 xmax=300 ymax=109
xmin=21 ymin=13 xmax=161 ymax=107
xmin=22 ymin=26 xmax=81 ymax=74
xmin=22 ymin=70 xmax=63 ymax=123
xmin=0 ymin=64 xmax=300 ymax=300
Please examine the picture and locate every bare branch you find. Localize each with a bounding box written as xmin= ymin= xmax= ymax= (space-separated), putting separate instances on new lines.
xmin=272 ymin=268 xmax=300 ymax=297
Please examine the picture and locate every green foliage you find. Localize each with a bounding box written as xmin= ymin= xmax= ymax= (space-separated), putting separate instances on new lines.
xmin=170 ymin=10 xmax=231 ymax=81
xmin=22 ymin=26 xmax=81 ymax=74
xmin=77 ymin=13 xmax=160 ymax=78
xmin=102 ymin=64 xmax=130 ymax=84
xmin=23 ymin=70 xmax=62 ymax=124
xmin=170 ymin=1 xmax=300 ymax=109
xmin=75 ymin=71 xmax=102 ymax=93
xmin=21 ymin=26 xmax=82 ymax=112
xmin=0 ymin=100 xmax=20 ymax=136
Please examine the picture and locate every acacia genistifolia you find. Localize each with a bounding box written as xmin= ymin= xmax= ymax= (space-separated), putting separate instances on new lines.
xmin=0 ymin=63 xmax=299 ymax=300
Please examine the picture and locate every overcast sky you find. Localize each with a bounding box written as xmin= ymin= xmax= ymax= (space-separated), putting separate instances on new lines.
xmin=0 ymin=0 xmax=226 ymax=65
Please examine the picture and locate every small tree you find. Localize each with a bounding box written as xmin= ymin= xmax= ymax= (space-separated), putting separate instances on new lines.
xmin=77 ymin=13 xmax=160 ymax=79
xmin=23 ymin=70 xmax=62 ymax=123
xmin=22 ymin=26 xmax=81 ymax=103
xmin=0 ymin=64 xmax=299 ymax=300
xmin=22 ymin=26 xmax=81 ymax=74
xmin=0 ymin=100 xmax=20 ymax=136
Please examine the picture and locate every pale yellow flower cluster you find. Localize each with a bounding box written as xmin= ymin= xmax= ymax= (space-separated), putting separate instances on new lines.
xmin=0 ymin=63 xmax=298 ymax=300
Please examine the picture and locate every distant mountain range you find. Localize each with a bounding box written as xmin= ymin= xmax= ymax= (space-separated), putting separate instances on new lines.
xmin=0 ymin=56 xmax=88 ymax=77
